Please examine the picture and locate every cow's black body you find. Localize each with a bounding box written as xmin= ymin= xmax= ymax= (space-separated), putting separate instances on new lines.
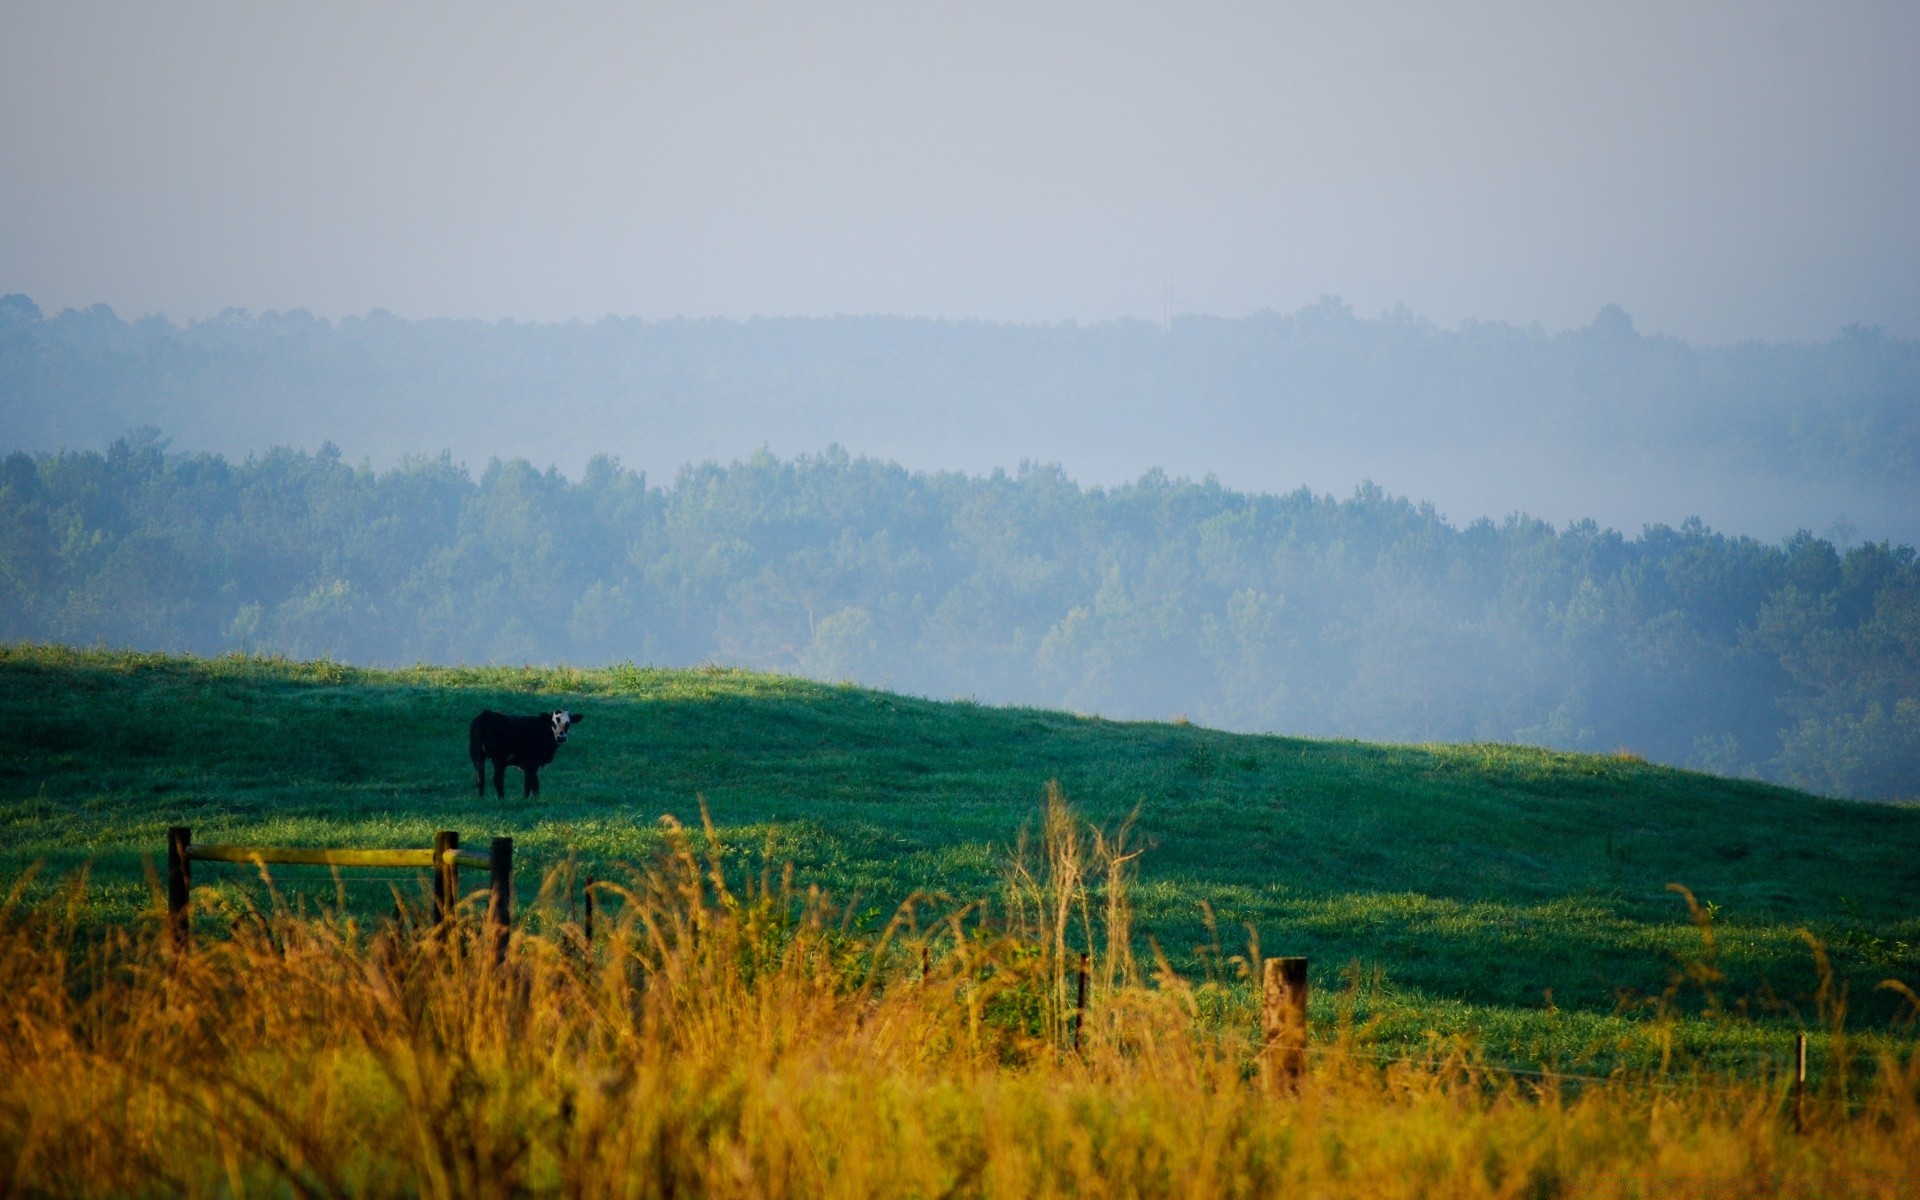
xmin=469 ymin=709 xmax=582 ymax=798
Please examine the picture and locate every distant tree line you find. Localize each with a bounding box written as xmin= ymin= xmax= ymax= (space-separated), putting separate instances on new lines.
xmin=4 ymin=292 xmax=1918 ymax=545
xmin=2 ymin=432 xmax=1915 ymax=800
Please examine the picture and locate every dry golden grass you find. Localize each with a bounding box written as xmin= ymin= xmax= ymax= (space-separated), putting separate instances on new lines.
xmin=2 ymin=796 xmax=1917 ymax=1198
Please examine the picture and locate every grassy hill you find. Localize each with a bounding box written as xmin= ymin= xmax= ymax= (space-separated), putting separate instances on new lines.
xmin=3 ymin=643 xmax=1916 ymax=1072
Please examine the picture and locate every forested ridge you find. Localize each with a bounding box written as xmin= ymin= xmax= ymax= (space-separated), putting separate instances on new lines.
xmin=5 ymin=293 xmax=1918 ymax=544
xmin=2 ymin=432 xmax=1915 ymax=800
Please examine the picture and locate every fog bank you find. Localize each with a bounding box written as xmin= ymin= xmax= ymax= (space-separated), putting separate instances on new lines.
xmin=3 ymin=295 xmax=1915 ymax=544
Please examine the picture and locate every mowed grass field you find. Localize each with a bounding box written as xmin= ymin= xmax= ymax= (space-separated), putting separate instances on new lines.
xmin=3 ymin=642 xmax=1917 ymax=1075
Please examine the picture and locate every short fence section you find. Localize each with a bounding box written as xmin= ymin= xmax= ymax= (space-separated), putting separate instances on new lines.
xmin=166 ymin=826 xmax=514 ymax=956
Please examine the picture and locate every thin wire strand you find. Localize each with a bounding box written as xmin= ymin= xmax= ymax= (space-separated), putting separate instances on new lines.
xmin=1303 ymin=1042 xmax=1802 ymax=1094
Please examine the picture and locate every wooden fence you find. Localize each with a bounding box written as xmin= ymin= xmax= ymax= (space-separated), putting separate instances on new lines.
xmin=151 ymin=842 xmax=1829 ymax=1104
xmin=163 ymin=829 xmax=1325 ymax=1084
xmin=1261 ymin=956 xmax=1310 ymax=1091
xmin=166 ymin=826 xmax=513 ymax=957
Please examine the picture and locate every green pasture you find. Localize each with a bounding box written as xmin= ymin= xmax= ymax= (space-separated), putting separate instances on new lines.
xmin=3 ymin=643 xmax=1916 ymax=1075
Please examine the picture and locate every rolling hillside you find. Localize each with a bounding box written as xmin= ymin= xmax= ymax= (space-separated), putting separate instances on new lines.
xmin=4 ymin=642 xmax=1916 ymax=1069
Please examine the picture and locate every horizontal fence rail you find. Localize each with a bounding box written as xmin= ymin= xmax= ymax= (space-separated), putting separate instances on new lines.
xmin=167 ymin=826 xmax=513 ymax=960
xmin=184 ymin=845 xmax=493 ymax=870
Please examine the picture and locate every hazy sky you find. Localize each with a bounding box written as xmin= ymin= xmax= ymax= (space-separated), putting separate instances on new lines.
xmin=3 ymin=0 xmax=1917 ymax=342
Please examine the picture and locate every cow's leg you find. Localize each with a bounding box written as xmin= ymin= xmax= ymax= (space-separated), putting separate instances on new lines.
xmin=493 ymin=761 xmax=507 ymax=799
xmin=473 ymin=752 xmax=487 ymax=798
xmin=523 ymin=765 xmax=539 ymax=797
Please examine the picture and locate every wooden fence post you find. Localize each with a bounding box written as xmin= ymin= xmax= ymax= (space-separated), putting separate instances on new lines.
xmin=488 ymin=836 xmax=513 ymax=962
xmin=433 ymin=830 xmax=459 ymax=926
xmin=166 ymin=826 xmax=191 ymax=952
xmin=582 ymin=873 xmax=596 ymax=944
xmin=1261 ymin=956 xmax=1309 ymax=1092
xmin=1073 ymin=951 xmax=1090 ymax=1053
xmin=1793 ymin=1032 xmax=1808 ymax=1132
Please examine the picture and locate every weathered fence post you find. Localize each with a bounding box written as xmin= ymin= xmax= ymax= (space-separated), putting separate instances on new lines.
xmin=1073 ymin=951 xmax=1090 ymax=1053
xmin=1793 ymin=1032 xmax=1808 ymax=1132
xmin=166 ymin=826 xmax=191 ymax=951
xmin=488 ymin=836 xmax=513 ymax=962
xmin=433 ymin=830 xmax=459 ymax=926
xmin=582 ymin=872 xmax=596 ymax=944
xmin=1261 ymin=956 xmax=1310 ymax=1091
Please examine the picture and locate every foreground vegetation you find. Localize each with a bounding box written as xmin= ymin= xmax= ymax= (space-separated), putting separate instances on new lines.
xmin=4 ymin=644 xmax=1918 ymax=1081
xmin=5 ymin=804 xmax=1918 ymax=1198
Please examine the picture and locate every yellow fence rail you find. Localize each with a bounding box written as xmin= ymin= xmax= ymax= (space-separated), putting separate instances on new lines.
xmin=166 ymin=826 xmax=513 ymax=958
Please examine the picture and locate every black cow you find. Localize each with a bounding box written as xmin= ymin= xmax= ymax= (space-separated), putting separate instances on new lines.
xmin=469 ymin=709 xmax=583 ymax=798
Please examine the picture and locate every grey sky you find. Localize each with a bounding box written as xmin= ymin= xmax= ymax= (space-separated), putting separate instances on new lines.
xmin=3 ymin=0 xmax=1917 ymax=342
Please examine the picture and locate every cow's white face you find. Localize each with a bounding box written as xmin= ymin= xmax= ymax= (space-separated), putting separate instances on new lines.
xmin=551 ymin=711 xmax=573 ymax=742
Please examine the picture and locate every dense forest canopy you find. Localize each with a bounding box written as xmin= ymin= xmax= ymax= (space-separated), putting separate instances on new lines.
xmin=3 ymin=293 xmax=1917 ymax=544
xmin=1 ymin=433 xmax=1914 ymax=801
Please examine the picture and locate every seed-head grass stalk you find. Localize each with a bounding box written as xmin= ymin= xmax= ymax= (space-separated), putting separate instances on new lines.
xmin=1001 ymin=781 xmax=1149 ymax=1051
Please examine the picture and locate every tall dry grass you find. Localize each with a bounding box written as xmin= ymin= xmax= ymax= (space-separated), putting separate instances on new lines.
xmin=2 ymin=798 xmax=1917 ymax=1198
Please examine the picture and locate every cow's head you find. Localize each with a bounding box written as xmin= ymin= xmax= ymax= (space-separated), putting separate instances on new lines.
xmin=551 ymin=710 xmax=582 ymax=742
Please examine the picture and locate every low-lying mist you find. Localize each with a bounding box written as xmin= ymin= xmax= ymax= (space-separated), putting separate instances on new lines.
xmin=1 ymin=435 xmax=1914 ymax=802
xmin=3 ymin=294 xmax=1916 ymax=545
